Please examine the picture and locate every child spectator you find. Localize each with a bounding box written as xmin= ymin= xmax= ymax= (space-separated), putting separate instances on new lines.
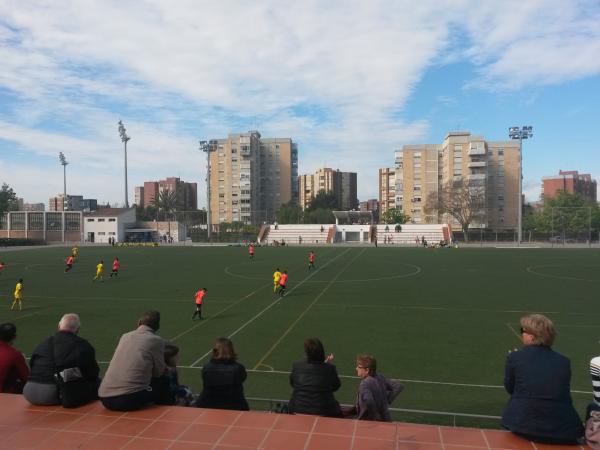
xmin=164 ymin=344 xmax=194 ymax=406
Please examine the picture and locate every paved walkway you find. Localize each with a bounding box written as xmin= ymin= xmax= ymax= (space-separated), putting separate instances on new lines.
xmin=0 ymin=394 xmax=589 ymax=449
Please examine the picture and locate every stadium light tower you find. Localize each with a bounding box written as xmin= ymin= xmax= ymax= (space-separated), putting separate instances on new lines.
xmin=508 ymin=126 xmax=533 ymax=244
xmin=199 ymin=140 xmax=216 ymax=240
xmin=59 ymin=152 xmax=69 ymax=211
xmin=118 ymin=120 xmax=131 ymax=208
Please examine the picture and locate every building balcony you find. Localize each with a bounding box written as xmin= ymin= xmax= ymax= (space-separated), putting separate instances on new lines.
xmin=468 ymin=173 xmax=486 ymax=181
xmin=468 ymin=161 xmax=487 ymax=168
xmin=468 ymin=147 xmax=486 ymax=156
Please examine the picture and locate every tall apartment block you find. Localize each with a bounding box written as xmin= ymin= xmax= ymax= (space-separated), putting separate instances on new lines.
xmin=140 ymin=177 xmax=197 ymax=210
xmin=208 ymin=131 xmax=298 ymax=225
xmin=394 ymin=131 xmax=520 ymax=230
xmin=378 ymin=168 xmax=396 ymax=215
xmin=359 ymin=199 xmax=379 ymax=212
xmin=542 ymin=170 xmax=597 ymax=203
xmin=298 ymin=168 xmax=357 ymax=210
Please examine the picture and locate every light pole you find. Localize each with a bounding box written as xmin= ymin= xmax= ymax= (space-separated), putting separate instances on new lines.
xmin=199 ymin=140 xmax=216 ymax=240
xmin=59 ymin=152 xmax=69 ymax=211
xmin=118 ymin=120 xmax=131 ymax=208
xmin=508 ymin=126 xmax=533 ymax=244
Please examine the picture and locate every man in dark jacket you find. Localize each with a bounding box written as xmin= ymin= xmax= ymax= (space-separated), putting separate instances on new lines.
xmin=23 ymin=313 xmax=100 ymax=408
xmin=288 ymin=338 xmax=342 ymax=417
xmin=501 ymin=314 xmax=583 ymax=444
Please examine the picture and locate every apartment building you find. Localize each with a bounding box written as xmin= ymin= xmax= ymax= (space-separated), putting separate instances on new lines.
xmin=542 ymin=170 xmax=597 ymax=203
xmin=208 ymin=131 xmax=298 ymax=225
xmin=359 ymin=199 xmax=379 ymax=212
xmin=140 ymin=177 xmax=197 ymax=210
xmin=299 ymin=168 xmax=357 ymax=210
xmin=394 ymin=132 xmax=520 ymax=229
xmin=378 ymin=168 xmax=396 ymax=215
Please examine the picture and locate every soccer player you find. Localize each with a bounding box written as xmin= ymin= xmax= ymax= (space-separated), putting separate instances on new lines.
xmin=192 ymin=288 xmax=207 ymax=320
xmin=64 ymin=255 xmax=74 ymax=273
xmin=308 ymin=251 xmax=315 ymax=270
xmin=249 ymin=243 xmax=255 ymax=260
xmin=273 ymin=268 xmax=282 ymax=293
xmin=110 ymin=258 xmax=120 ymax=277
xmin=278 ymin=271 xmax=288 ymax=298
xmin=71 ymin=246 xmax=79 ymax=260
xmin=10 ymin=279 xmax=23 ymax=311
xmin=0 ymin=262 xmax=5 ymax=276
xmin=93 ymin=260 xmax=104 ymax=282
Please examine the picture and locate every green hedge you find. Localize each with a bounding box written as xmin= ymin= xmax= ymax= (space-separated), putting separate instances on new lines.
xmin=0 ymin=238 xmax=46 ymax=246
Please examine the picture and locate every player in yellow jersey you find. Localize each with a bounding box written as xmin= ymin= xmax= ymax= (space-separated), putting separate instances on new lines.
xmin=71 ymin=245 xmax=79 ymax=260
xmin=273 ymin=268 xmax=281 ymax=293
xmin=10 ymin=279 xmax=23 ymax=311
xmin=93 ymin=260 xmax=104 ymax=282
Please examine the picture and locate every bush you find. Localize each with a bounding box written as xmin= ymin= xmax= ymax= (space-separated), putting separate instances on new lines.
xmin=0 ymin=238 xmax=46 ymax=247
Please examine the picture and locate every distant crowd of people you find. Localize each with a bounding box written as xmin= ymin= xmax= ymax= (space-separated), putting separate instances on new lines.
xmin=0 ymin=311 xmax=596 ymax=442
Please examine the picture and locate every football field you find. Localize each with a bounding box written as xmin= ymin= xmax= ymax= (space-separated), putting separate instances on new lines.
xmin=1 ymin=245 xmax=599 ymax=427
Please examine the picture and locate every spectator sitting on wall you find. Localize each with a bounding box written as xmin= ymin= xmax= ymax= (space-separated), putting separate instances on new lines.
xmin=501 ymin=314 xmax=583 ymax=444
xmin=24 ymin=313 xmax=100 ymax=408
xmin=99 ymin=310 xmax=171 ymax=411
xmin=288 ymin=337 xmax=342 ymax=417
xmin=0 ymin=323 xmax=29 ymax=394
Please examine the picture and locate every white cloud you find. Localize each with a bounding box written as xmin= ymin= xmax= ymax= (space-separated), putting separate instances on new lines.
xmin=0 ymin=0 xmax=598 ymax=205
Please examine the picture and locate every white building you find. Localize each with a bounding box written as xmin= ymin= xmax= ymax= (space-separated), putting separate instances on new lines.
xmin=83 ymin=208 xmax=135 ymax=243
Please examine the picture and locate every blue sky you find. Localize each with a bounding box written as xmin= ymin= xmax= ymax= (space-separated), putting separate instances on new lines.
xmin=0 ymin=0 xmax=599 ymax=207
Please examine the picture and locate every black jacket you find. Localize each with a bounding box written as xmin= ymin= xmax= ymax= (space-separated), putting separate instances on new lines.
xmin=29 ymin=331 xmax=100 ymax=384
xmin=288 ymin=360 xmax=342 ymax=417
xmin=195 ymin=359 xmax=249 ymax=411
xmin=501 ymin=345 xmax=583 ymax=442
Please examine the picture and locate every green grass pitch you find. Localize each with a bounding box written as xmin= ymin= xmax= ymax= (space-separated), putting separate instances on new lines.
xmin=1 ymin=245 xmax=599 ymax=427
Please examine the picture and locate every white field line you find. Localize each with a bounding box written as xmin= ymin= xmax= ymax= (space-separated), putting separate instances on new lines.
xmin=505 ymin=322 xmax=522 ymax=342
xmin=25 ymin=294 xmax=239 ymax=304
xmin=316 ymin=303 xmax=562 ymax=315
xmin=189 ymin=248 xmax=352 ymax=367
xmin=92 ymin=361 xmax=593 ymax=395
xmin=252 ymin=248 xmax=366 ymax=370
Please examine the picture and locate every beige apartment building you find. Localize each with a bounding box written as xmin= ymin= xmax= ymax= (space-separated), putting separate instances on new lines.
xmin=299 ymin=168 xmax=357 ymax=210
xmin=209 ymin=131 xmax=298 ymax=225
xmin=394 ymin=132 xmax=520 ymax=230
xmin=378 ymin=168 xmax=396 ymax=215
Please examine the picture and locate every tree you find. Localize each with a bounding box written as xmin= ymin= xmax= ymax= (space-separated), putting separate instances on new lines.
xmin=306 ymin=190 xmax=339 ymax=211
xmin=152 ymin=190 xmax=178 ymax=222
xmin=0 ymin=183 xmax=18 ymax=214
xmin=425 ymin=179 xmax=485 ymax=242
xmin=304 ymin=208 xmax=335 ymax=224
xmin=380 ymin=208 xmax=410 ymax=225
xmin=275 ymin=201 xmax=303 ymax=224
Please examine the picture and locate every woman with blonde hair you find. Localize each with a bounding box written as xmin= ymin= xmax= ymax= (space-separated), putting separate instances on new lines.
xmin=194 ymin=338 xmax=249 ymax=411
xmin=501 ymin=314 xmax=583 ymax=444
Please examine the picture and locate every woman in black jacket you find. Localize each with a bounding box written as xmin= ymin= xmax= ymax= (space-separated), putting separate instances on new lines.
xmin=501 ymin=314 xmax=583 ymax=444
xmin=288 ymin=337 xmax=342 ymax=417
xmin=194 ymin=338 xmax=249 ymax=410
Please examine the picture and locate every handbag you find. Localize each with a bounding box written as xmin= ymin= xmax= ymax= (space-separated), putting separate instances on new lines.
xmin=586 ymin=410 xmax=600 ymax=450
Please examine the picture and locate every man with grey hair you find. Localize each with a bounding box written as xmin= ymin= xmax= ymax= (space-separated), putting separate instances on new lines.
xmin=24 ymin=313 xmax=100 ymax=408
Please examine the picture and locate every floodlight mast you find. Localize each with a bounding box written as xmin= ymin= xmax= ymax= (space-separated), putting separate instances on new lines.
xmin=508 ymin=126 xmax=533 ymax=244
xmin=199 ymin=140 xmax=216 ymax=240
xmin=118 ymin=120 xmax=131 ymax=208
xmin=59 ymin=152 xmax=69 ymax=211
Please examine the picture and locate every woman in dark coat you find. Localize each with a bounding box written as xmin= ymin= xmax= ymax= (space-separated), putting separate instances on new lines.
xmin=288 ymin=337 xmax=342 ymax=417
xmin=194 ymin=338 xmax=249 ymax=411
xmin=501 ymin=314 xmax=583 ymax=444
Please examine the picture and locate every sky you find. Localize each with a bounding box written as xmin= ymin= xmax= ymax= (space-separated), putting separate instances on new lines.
xmin=0 ymin=0 xmax=599 ymax=208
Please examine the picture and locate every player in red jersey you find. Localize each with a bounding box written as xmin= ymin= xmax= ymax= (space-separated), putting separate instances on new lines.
xmin=64 ymin=255 xmax=74 ymax=273
xmin=249 ymin=243 xmax=255 ymax=260
xmin=308 ymin=251 xmax=316 ymax=270
xmin=110 ymin=258 xmax=120 ymax=277
xmin=277 ymin=271 xmax=288 ymax=298
xmin=192 ymin=288 xmax=207 ymax=320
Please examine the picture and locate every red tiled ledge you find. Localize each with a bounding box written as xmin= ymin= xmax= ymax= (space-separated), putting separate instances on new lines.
xmin=0 ymin=393 xmax=589 ymax=449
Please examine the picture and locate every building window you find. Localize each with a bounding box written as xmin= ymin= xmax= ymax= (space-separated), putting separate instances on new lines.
xmin=87 ymin=218 xmax=94 ymax=222
xmin=109 ymin=218 xmax=116 ymax=222
xmin=97 ymin=218 xmax=105 ymax=222
xmin=98 ymin=232 xmax=105 ymax=235
xmin=109 ymin=232 xmax=116 ymax=235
